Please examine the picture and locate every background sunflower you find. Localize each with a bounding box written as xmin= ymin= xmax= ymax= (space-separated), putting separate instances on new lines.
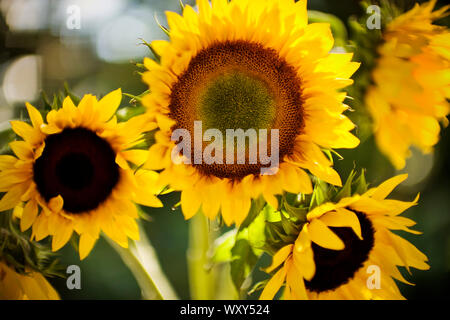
xmin=0 ymin=0 xmax=449 ymax=300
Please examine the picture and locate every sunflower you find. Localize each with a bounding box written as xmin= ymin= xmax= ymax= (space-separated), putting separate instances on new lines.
xmin=0 ymin=89 xmax=163 ymax=259
xmin=366 ymin=0 xmax=450 ymax=169
xmin=142 ymin=0 xmax=360 ymax=225
xmin=0 ymin=261 xmax=59 ymax=300
xmin=260 ymin=174 xmax=429 ymax=300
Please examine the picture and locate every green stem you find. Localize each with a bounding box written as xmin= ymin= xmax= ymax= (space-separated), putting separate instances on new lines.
xmin=105 ymin=221 xmax=178 ymax=300
xmin=187 ymin=213 xmax=218 ymax=299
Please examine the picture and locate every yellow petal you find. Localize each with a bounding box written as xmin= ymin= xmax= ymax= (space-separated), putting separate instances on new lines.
xmin=134 ymin=191 xmax=163 ymax=208
xmin=0 ymin=155 xmax=18 ymax=170
xmin=48 ymin=195 xmax=64 ymax=213
xmin=259 ymin=265 xmax=287 ymax=300
xmin=25 ymin=103 xmax=43 ymax=129
xmin=293 ymin=226 xmax=315 ymax=281
xmin=320 ymin=207 xmax=363 ymax=240
xmin=0 ymin=183 xmax=28 ymax=211
xmin=10 ymin=121 xmax=37 ymax=144
xmin=367 ymin=174 xmax=408 ymax=200
xmin=32 ymin=213 xmax=49 ymax=241
xmin=51 ymin=218 xmax=73 ymax=251
xmin=79 ymin=233 xmax=97 ymax=260
xmin=9 ymin=141 xmax=33 ymax=160
xmin=122 ymin=149 xmax=149 ymax=167
xmin=233 ymin=197 xmax=251 ymax=226
xmin=265 ymin=244 xmax=293 ymax=273
xmin=115 ymin=215 xmax=140 ymax=240
xmin=385 ymin=231 xmax=430 ymax=272
xmin=285 ymin=258 xmax=308 ymax=300
xmin=20 ymin=199 xmax=38 ymax=232
xmin=263 ymin=191 xmax=279 ymax=209
xmin=181 ymin=188 xmax=201 ymax=220
xmin=97 ymin=88 xmax=122 ymax=122
xmin=307 ymin=219 xmax=344 ymax=250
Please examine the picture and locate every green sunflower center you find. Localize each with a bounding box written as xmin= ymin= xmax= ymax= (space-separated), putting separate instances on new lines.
xmin=198 ymin=71 xmax=276 ymax=132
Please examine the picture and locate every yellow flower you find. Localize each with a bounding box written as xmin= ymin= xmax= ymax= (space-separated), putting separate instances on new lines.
xmin=366 ymin=0 xmax=450 ymax=169
xmin=0 ymin=89 xmax=163 ymax=259
xmin=142 ymin=0 xmax=360 ymax=225
xmin=260 ymin=174 xmax=429 ymax=300
xmin=0 ymin=261 xmax=59 ymax=300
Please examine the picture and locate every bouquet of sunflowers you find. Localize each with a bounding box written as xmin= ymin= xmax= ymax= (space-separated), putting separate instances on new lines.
xmin=0 ymin=0 xmax=448 ymax=301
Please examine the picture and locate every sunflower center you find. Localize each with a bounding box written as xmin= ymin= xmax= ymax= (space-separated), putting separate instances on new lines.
xmin=198 ymin=71 xmax=276 ymax=132
xmin=33 ymin=127 xmax=120 ymax=214
xmin=56 ymin=153 xmax=94 ymax=190
xmin=169 ymin=40 xmax=304 ymax=180
xmin=305 ymin=211 xmax=375 ymax=293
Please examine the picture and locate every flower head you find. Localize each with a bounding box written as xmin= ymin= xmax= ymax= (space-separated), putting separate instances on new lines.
xmin=142 ymin=0 xmax=359 ymax=225
xmin=0 ymin=261 xmax=59 ymax=300
xmin=260 ymin=174 xmax=429 ymax=300
xmin=0 ymin=89 xmax=163 ymax=259
xmin=366 ymin=0 xmax=450 ymax=169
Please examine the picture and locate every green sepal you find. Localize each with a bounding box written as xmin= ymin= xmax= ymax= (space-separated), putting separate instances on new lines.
xmin=230 ymin=237 xmax=259 ymax=297
xmin=354 ymin=168 xmax=369 ymax=195
xmin=0 ymin=213 xmax=65 ymax=278
xmin=63 ymin=82 xmax=81 ymax=105
xmin=140 ymin=38 xmax=161 ymax=63
xmin=154 ymin=13 xmax=170 ymax=36
xmin=309 ymin=178 xmax=330 ymax=210
xmin=282 ymin=195 xmax=308 ymax=223
xmin=333 ymin=169 xmax=358 ymax=202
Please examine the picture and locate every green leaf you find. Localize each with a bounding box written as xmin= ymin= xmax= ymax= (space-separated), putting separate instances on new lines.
xmin=248 ymin=211 xmax=266 ymax=249
xmin=230 ymin=238 xmax=259 ymax=296
xmin=263 ymin=204 xmax=281 ymax=222
xmin=0 ymin=128 xmax=14 ymax=155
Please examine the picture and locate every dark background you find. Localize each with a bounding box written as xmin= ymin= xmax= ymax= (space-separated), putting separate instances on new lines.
xmin=0 ymin=0 xmax=448 ymax=299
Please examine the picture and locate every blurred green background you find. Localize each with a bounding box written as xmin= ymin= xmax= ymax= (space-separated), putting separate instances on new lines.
xmin=0 ymin=0 xmax=448 ymax=299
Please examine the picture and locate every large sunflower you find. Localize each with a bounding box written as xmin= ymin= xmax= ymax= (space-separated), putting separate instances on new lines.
xmin=366 ymin=0 xmax=450 ymax=169
xmin=0 ymin=89 xmax=163 ymax=259
xmin=0 ymin=261 xmax=59 ymax=300
xmin=260 ymin=174 xmax=429 ymax=300
xmin=142 ymin=0 xmax=360 ymax=225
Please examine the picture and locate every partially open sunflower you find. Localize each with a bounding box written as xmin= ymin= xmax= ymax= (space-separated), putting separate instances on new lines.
xmin=0 ymin=261 xmax=59 ymax=300
xmin=0 ymin=89 xmax=162 ymax=259
xmin=142 ymin=0 xmax=360 ymax=225
xmin=366 ymin=0 xmax=450 ymax=169
xmin=260 ymin=174 xmax=429 ymax=300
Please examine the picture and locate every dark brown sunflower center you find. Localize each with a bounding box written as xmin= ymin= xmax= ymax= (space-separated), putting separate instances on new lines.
xmin=305 ymin=211 xmax=375 ymax=293
xmin=169 ymin=40 xmax=304 ymax=180
xmin=33 ymin=127 xmax=120 ymax=214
